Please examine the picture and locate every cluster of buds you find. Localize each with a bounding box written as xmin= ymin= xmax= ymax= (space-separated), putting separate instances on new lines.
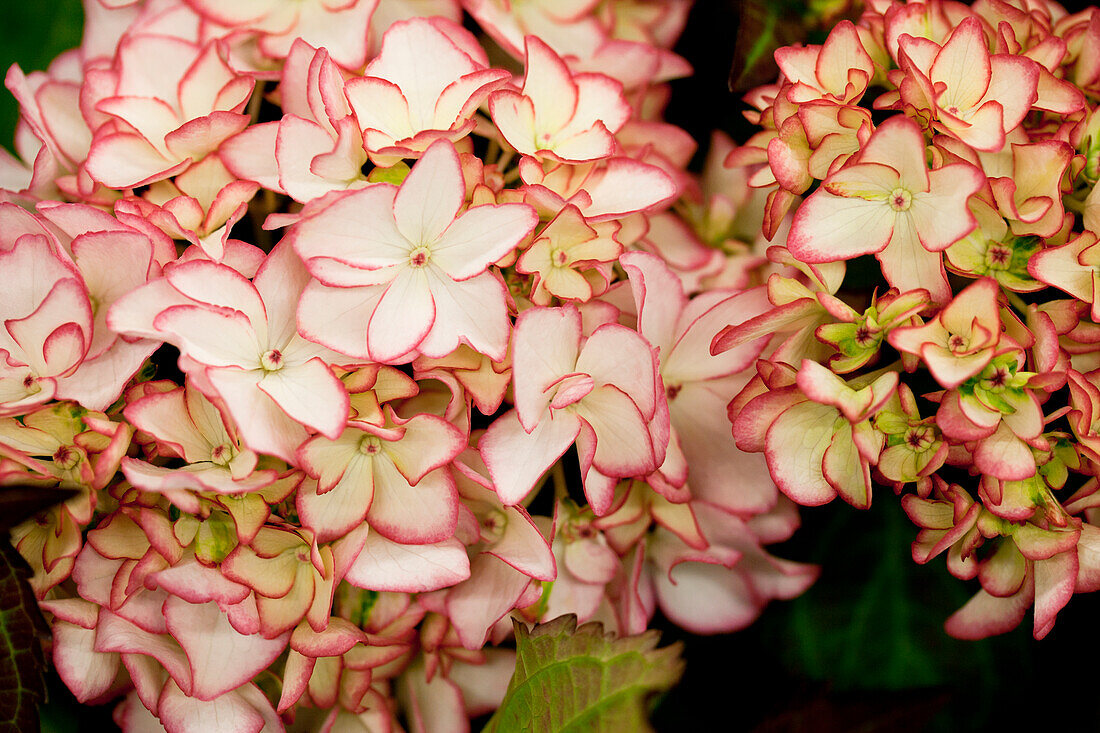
xmin=722 ymin=0 xmax=1100 ymax=641
xmin=0 ymin=0 xmax=818 ymax=730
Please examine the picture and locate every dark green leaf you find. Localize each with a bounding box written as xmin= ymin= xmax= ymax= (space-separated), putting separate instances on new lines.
xmin=0 ymin=0 xmax=85 ymax=154
xmin=729 ymin=0 xmax=808 ymax=92
xmin=0 ymin=538 xmax=48 ymax=733
xmin=483 ymin=615 xmax=683 ymax=733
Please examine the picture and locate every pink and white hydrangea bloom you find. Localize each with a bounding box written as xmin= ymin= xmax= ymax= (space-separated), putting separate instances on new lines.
xmin=621 ymin=251 xmax=776 ymax=513
xmin=489 ymin=34 xmax=630 ymax=163
xmin=774 ymin=20 xmax=875 ymax=105
xmin=108 ymin=242 xmax=351 ymax=462
xmin=0 ymin=1 xmax=858 ymax=726
xmin=344 ymin=17 xmax=511 ymax=164
xmin=295 ymin=405 xmax=465 ymax=544
xmin=880 ymin=17 xmax=1040 ymax=152
xmin=120 ymin=383 xmax=279 ymax=498
xmin=184 ymin=0 xmax=380 ymax=69
xmin=0 ymin=233 xmax=93 ymax=416
xmin=292 ymin=138 xmax=538 ymax=363
xmin=222 ymin=40 xmax=368 ymax=204
xmin=84 ymin=34 xmax=254 ymax=189
xmin=480 ymin=303 xmax=667 ymax=515
xmin=786 ymin=115 xmax=985 ymax=302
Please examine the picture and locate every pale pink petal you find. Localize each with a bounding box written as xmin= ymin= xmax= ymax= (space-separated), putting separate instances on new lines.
xmin=206 ymin=367 xmax=308 ymax=463
xmin=164 ymin=596 xmax=289 ymax=701
xmin=620 ymin=250 xmax=684 ymax=354
xmin=52 ymin=621 xmax=120 ymax=703
xmin=162 ymin=262 xmax=265 ymax=333
xmin=580 ymin=158 xmax=677 ymax=219
xmin=153 ymin=306 xmax=262 ymax=369
xmin=94 ymin=610 xmax=192 ymax=694
xmin=296 ymin=464 xmax=374 ymax=543
xmin=787 ymin=191 xmax=894 ymax=263
xmin=344 ymin=533 xmax=470 ymax=592
xmin=511 ymin=306 xmax=582 ymax=430
xmin=417 ymin=269 xmax=512 ymax=362
xmin=929 ymin=19 xmax=991 ymax=112
xmin=296 ymin=281 xmax=383 ymax=359
xmin=85 ymin=132 xmax=184 ymax=188
xmin=431 ymin=203 xmax=537 ymax=281
xmin=402 ymin=663 xmax=467 ymax=733
xmin=574 ymin=385 xmax=657 ymax=477
xmin=392 ymin=139 xmax=464 ymax=245
xmin=489 ymin=90 xmax=538 ymax=155
xmin=367 ymin=267 xmax=434 ymax=362
xmin=368 ymin=462 xmax=458 ymax=544
xmin=673 ymin=382 xmax=777 ymax=516
xmin=654 ymin=556 xmax=762 ymax=634
xmin=481 ymin=409 xmax=581 ymax=505
xmin=857 ymin=115 xmax=929 ymax=191
xmin=877 ymin=221 xmax=952 ymax=304
xmin=157 ymin=680 xmax=264 ymax=733
xmin=345 ymin=76 xmax=414 ymax=143
xmin=488 ymin=507 xmax=555 ymax=581
xmin=908 ymin=164 xmax=983 ymax=251
xmin=383 ymin=414 xmax=465 ymax=483
xmin=446 ymin=554 xmax=531 ymax=649
xmin=944 ymin=582 xmax=1033 ymax=640
xmin=275 ymin=115 xmax=347 ymax=204
xmin=257 ymin=358 xmax=348 ymax=440
xmin=253 ymin=242 xmax=313 ymax=350
xmin=291 ymin=185 xmax=409 ymax=269
xmin=576 ymin=324 xmax=658 ymax=418
xmin=765 ymin=401 xmax=838 ymax=505
xmin=220 ymin=122 xmax=283 ymax=193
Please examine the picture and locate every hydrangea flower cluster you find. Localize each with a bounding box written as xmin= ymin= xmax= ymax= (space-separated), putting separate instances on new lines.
xmin=721 ymin=0 xmax=1100 ymax=642
xmin=0 ymin=1 xmax=818 ymax=730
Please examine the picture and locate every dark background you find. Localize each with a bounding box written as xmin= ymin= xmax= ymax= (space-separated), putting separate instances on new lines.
xmin=4 ymin=1 xmax=1100 ymax=731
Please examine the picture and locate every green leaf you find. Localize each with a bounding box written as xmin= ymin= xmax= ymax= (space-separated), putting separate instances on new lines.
xmin=0 ymin=0 xmax=84 ymax=154
xmin=483 ymin=615 xmax=684 ymax=733
xmin=366 ymin=162 xmax=410 ymax=185
xmin=728 ymin=0 xmax=808 ymax=92
xmin=0 ymin=538 xmax=48 ymax=733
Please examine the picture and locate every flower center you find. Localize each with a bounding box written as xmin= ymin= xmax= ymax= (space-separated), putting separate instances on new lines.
xmin=982 ymin=366 xmax=1010 ymax=391
xmin=948 ymin=333 xmax=969 ymax=353
xmin=52 ymin=445 xmax=80 ymax=470
xmin=479 ymin=508 xmax=507 ymax=543
xmin=210 ymin=443 xmax=234 ymax=466
xmin=984 ymin=244 xmax=1012 ymax=270
xmin=358 ymin=436 xmax=382 ymax=456
xmin=260 ymin=349 xmax=284 ymax=371
xmin=408 ymin=246 xmax=431 ymax=268
xmin=905 ymin=427 xmax=934 ymax=450
xmin=888 ymin=187 xmax=912 ymax=211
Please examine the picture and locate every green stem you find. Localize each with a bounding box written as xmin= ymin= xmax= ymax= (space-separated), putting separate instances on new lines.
xmin=1064 ymin=194 xmax=1087 ymax=215
xmin=247 ymin=81 xmax=266 ymax=124
xmin=551 ymin=461 xmax=568 ymax=503
xmin=502 ymin=162 xmax=522 ymax=185
xmin=1005 ymin=289 xmax=1029 ymax=313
